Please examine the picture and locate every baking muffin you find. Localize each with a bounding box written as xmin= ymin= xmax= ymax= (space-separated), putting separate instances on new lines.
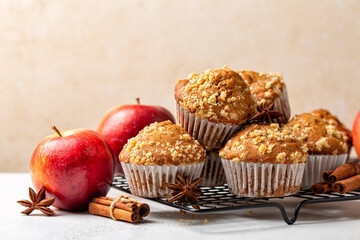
xmin=175 ymin=66 xmax=258 ymax=148
xmin=238 ymin=70 xmax=290 ymax=123
xmin=310 ymin=109 xmax=352 ymax=147
xmin=285 ymin=113 xmax=349 ymax=188
xmin=119 ymin=121 xmax=206 ymax=197
xmin=199 ymin=149 xmax=226 ymax=187
xmin=219 ymin=123 xmax=308 ymax=197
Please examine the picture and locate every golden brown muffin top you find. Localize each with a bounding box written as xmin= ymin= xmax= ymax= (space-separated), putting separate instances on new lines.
xmin=175 ymin=66 xmax=258 ymax=125
xmin=238 ymin=70 xmax=284 ymax=106
xmin=219 ymin=123 xmax=308 ymax=164
xmin=310 ymin=109 xmax=352 ymax=146
xmin=285 ymin=113 xmax=348 ymax=155
xmin=119 ymin=121 xmax=206 ymax=166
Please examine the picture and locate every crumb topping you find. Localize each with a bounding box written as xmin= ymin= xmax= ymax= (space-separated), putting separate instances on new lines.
xmin=219 ymin=123 xmax=308 ymax=164
xmin=276 ymin=152 xmax=287 ymax=162
xmin=285 ymin=113 xmax=348 ymax=155
xmin=315 ymin=137 xmax=331 ymax=151
xmin=310 ymin=109 xmax=352 ymax=146
xmin=175 ymin=66 xmax=258 ymax=125
xmin=238 ymin=70 xmax=284 ymax=106
xmin=119 ymin=121 xmax=206 ymax=165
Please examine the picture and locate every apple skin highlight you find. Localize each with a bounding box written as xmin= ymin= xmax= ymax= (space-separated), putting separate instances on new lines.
xmin=30 ymin=129 xmax=115 ymax=211
xmin=97 ymin=103 xmax=175 ymax=175
xmin=353 ymin=111 xmax=360 ymax=159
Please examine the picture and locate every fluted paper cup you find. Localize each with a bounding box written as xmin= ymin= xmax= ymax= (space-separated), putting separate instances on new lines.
xmin=199 ymin=152 xmax=226 ymax=187
xmin=272 ymin=84 xmax=291 ymax=124
xmin=121 ymin=162 xmax=204 ymax=198
xmin=221 ymin=159 xmax=305 ymax=198
xmin=301 ymin=154 xmax=348 ymax=188
xmin=176 ymin=102 xmax=241 ymax=148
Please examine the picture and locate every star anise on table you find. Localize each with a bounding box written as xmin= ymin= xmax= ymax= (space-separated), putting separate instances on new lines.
xmin=17 ymin=187 xmax=56 ymax=216
xmin=249 ymin=102 xmax=284 ymax=124
xmin=166 ymin=174 xmax=203 ymax=210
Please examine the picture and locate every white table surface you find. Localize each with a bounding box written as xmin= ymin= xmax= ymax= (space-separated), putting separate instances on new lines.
xmin=2 ymin=173 xmax=360 ymax=240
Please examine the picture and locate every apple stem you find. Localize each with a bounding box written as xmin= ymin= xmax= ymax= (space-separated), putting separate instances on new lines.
xmin=136 ymin=98 xmax=140 ymax=105
xmin=51 ymin=126 xmax=62 ymax=137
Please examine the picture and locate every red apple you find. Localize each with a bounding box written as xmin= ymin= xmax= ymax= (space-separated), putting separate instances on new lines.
xmin=353 ymin=111 xmax=360 ymax=158
xmin=30 ymin=126 xmax=114 ymax=211
xmin=97 ymin=98 xmax=175 ymax=175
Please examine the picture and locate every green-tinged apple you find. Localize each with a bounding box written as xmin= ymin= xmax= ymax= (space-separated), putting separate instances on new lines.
xmin=30 ymin=126 xmax=115 ymax=211
xmin=97 ymin=98 xmax=175 ymax=175
xmin=353 ymin=111 xmax=360 ymax=158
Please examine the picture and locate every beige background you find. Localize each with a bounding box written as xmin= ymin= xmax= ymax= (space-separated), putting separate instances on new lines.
xmin=1 ymin=0 xmax=359 ymax=172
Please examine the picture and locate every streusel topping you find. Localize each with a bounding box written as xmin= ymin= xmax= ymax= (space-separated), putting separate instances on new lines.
xmin=238 ymin=70 xmax=284 ymax=106
xmin=219 ymin=123 xmax=308 ymax=164
xmin=175 ymin=66 xmax=258 ymax=125
xmin=285 ymin=113 xmax=348 ymax=155
xmin=119 ymin=121 xmax=206 ymax=165
xmin=310 ymin=109 xmax=352 ymax=146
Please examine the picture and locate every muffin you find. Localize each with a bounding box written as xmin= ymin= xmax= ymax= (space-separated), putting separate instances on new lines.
xmin=175 ymin=66 xmax=258 ymax=148
xmin=238 ymin=70 xmax=290 ymax=123
xmin=219 ymin=123 xmax=308 ymax=197
xmin=310 ymin=109 xmax=352 ymax=149
xmin=199 ymin=149 xmax=226 ymax=187
xmin=119 ymin=121 xmax=206 ymax=198
xmin=285 ymin=113 xmax=349 ymax=188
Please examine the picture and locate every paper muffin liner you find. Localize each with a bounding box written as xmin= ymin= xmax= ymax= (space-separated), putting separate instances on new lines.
xmin=176 ymin=102 xmax=241 ymax=148
xmin=221 ymin=159 xmax=305 ymax=198
xmin=301 ymin=154 xmax=348 ymax=188
xmin=121 ymin=162 xmax=204 ymax=198
xmin=272 ymin=84 xmax=291 ymax=124
xmin=199 ymin=152 xmax=226 ymax=187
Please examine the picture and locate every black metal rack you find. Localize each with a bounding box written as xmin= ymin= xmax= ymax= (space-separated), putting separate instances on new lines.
xmin=112 ymin=176 xmax=360 ymax=225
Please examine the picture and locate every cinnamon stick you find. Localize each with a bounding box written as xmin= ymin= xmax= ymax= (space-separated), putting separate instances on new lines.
xmin=92 ymin=197 xmax=139 ymax=212
xmin=89 ymin=202 xmax=139 ymax=223
xmin=92 ymin=197 xmax=150 ymax=218
xmin=323 ymin=162 xmax=360 ymax=184
xmin=332 ymin=174 xmax=360 ymax=194
xmin=136 ymin=203 xmax=150 ymax=218
xmin=322 ymin=170 xmax=333 ymax=184
xmin=311 ymin=181 xmax=332 ymax=194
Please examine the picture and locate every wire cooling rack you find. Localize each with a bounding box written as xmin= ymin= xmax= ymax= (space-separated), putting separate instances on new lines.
xmin=112 ymin=176 xmax=360 ymax=225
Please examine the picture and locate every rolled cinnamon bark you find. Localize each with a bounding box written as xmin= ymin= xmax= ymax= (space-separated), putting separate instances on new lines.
xmin=92 ymin=197 xmax=138 ymax=212
xmin=311 ymin=181 xmax=331 ymax=194
xmin=332 ymin=174 xmax=360 ymax=194
xmin=88 ymin=202 xmax=139 ymax=223
xmin=322 ymin=171 xmax=333 ymax=184
xmin=136 ymin=203 xmax=150 ymax=218
xmin=323 ymin=162 xmax=360 ymax=184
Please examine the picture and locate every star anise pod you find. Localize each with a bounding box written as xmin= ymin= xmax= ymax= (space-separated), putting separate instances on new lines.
xmin=249 ymin=102 xmax=284 ymax=124
xmin=17 ymin=187 xmax=56 ymax=216
xmin=166 ymin=174 xmax=203 ymax=210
